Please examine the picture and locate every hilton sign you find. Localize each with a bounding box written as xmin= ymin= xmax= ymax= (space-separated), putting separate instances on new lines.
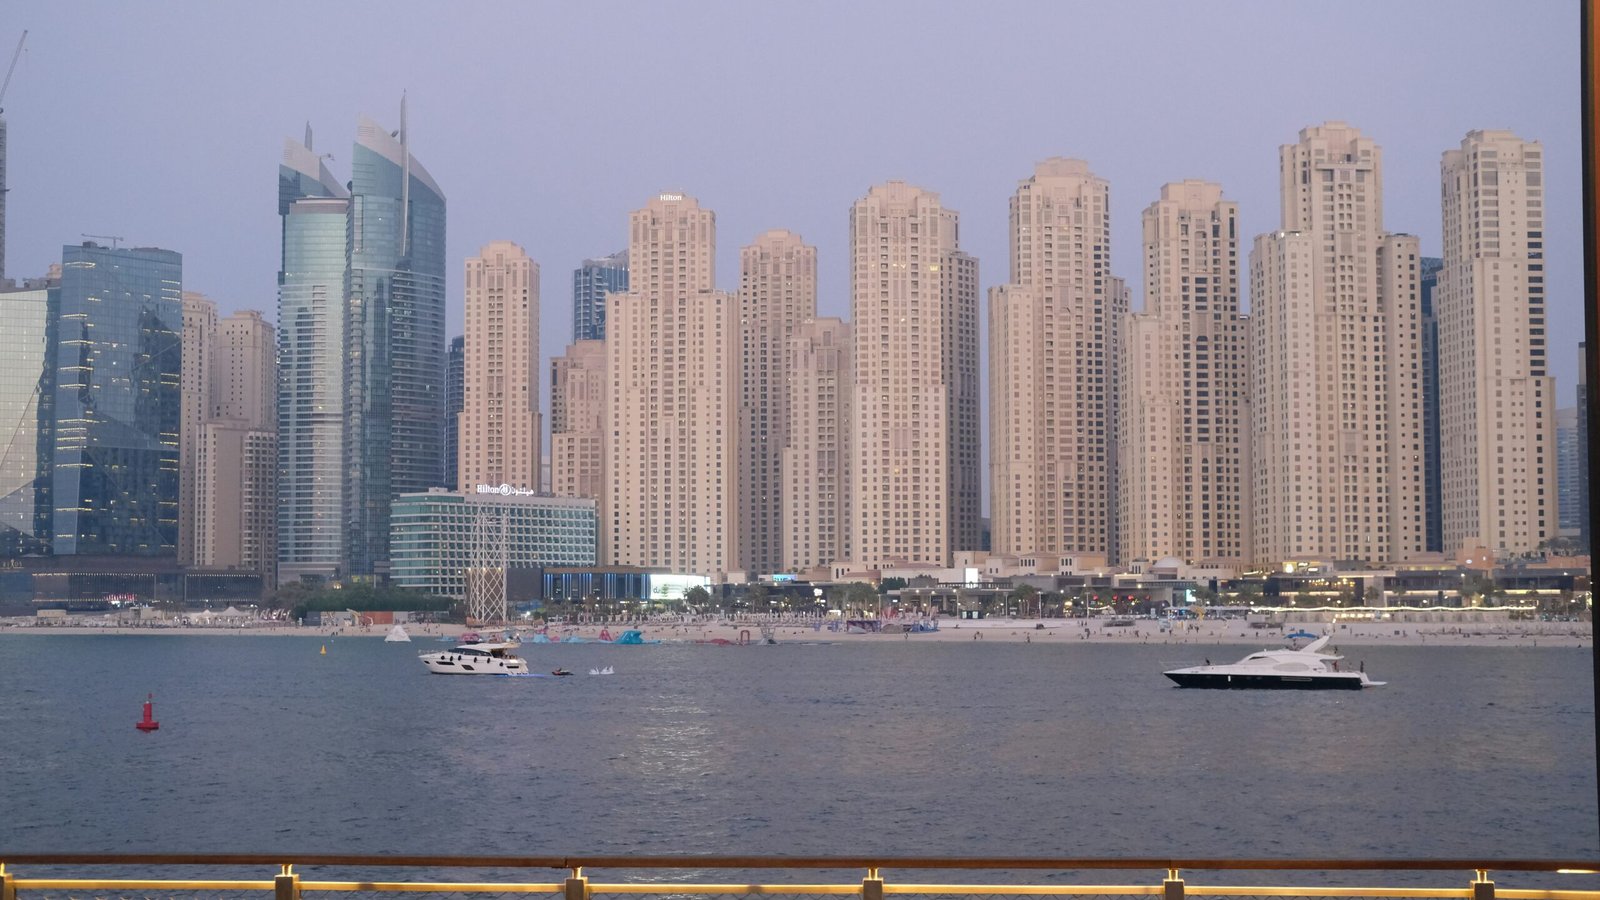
xmin=475 ymin=483 xmax=537 ymax=497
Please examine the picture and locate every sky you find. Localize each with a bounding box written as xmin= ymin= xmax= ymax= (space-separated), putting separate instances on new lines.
xmin=4 ymin=0 xmax=1585 ymax=419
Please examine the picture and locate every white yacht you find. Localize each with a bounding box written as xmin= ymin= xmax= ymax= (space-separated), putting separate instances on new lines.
xmin=1164 ymin=635 xmax=1384 ymax=690
xmin=419 ymin=641 xmax=529 ymax=675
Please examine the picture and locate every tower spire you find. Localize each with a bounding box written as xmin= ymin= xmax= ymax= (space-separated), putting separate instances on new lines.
xmin=399 ymin=92 xmax=411 ymax=257
xmin=304 ymin=120 xmax=312 ymax=152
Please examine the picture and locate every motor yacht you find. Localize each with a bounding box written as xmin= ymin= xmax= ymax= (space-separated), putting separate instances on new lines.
xmin=1164 ymin=635 xmax=1383 ymax=690
xmin=419 ymin=640 xmax=529 ymax=675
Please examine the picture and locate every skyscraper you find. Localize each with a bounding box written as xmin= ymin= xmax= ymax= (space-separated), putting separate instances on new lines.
xmin=445 ymin=335 xmax=463 ymax=491
xmin=1249 ymin=123 xmax=1425 ymax=566
xmin=1419 ymin=256 xmax=1444 ymax=553
xmin=783 ymin=317 xmax=852 ymax=571
xmin=604 ymin=193 xmax=738 ymax=577
xmin=551 ymin=339 xmax=606 ymax=501
xmin=850 ymin=181 xmax=977 ymax=569
xmin=460 ymin=240 xmax=540 ymax=490
xmin=990 ymin=159 xmax=1117 ymax=562
xmin=1557 ymin=405 xmax=1581 ymax=535
xmin=0 ymin=282 xmax=55 ymax=557
xmin=51 ymin=242 xmax=182 ymax=556
xmin=178 ymin=291 xmax=216 ymax=566
xmin=1438 ymin=129 xmax=1553 ymax=557
xmin=573 ymin=250 xmax=628 ymax=342
xmin=277 ymin=130 xmax=349 ymax=585
xmin=345 ymin=110 xmax=447 ymax=577
xmin=1118 ymin=181 xmax=1249 ymax=566
xmin=739 ymin=229 xmax=817 ymax=575
xmin=196 ymin=311 xmax=277 ymax=578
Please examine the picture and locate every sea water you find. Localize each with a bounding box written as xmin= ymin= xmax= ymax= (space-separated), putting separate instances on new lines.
xmin=0 ymin=635 xmax=1593 ymax=860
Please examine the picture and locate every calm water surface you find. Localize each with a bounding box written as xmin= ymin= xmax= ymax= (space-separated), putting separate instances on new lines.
xmin=0 ymin=635 xmax=1594 ymax=860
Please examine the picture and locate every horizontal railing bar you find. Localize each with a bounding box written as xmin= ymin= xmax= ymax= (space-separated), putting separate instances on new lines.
xmin=12 ymin=879 xmax=273 ymax=890
xmin=884 ymin=886 xmax=1164 ymax=895
xmin=1185 ymin=888 xmax=1472 ymax=897
xmin=4 ymin=855 xmax=1600 ymax=872
xmin=303 ymin=882 xmax=563 ymax=893
xmin=1499 ymin=893 xmax=1600 ymax=900
xmin=594 ymin=885 xmax=864 ymax=894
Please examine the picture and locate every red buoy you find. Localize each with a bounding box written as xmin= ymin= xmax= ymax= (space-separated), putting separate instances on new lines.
xmin=136 ymin=693 xmax=160 ymax=732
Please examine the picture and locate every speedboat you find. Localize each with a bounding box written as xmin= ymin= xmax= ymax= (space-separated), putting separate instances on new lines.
xmin=1164 ymin=635 xmax=1384 ymax=690
xmin=419 ymin=641 xmax=529 ymax=675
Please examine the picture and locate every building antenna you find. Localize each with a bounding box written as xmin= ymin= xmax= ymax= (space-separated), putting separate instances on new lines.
xmin=0 ymin=30 xmax=27 ymax=116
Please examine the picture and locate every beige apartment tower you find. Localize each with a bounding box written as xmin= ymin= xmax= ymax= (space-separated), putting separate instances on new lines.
xmin=604 ymin=193 xmax=739 ymax=577
xmin=1118 ymin=181 xmax=1250 ymax=566
xmin=990 ymin=159 xmax=1121 ymax=561
xmin=194 ymin=310 xmax=278 ymax=578
xmin=459 ymin=241 xmax=542 ymax=491
xmin=739 ymin=230 xmax=818 ymax=575
xmin=1249 ymin=122 xmax=1426 ymax=566
xmin=850 ymin=181 xmax=979 ymax=569
xmin=179 ymin=291 xmax=217 ymax=566
xmin=783 ymin=317 xmax=852 ymax=570
xmin=551 ymin=339 xmax=606 ymax=501
xmin=1438 ymin=130 xmax=1554 ymax=557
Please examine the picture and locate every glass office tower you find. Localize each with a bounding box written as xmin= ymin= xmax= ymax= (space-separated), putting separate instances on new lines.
xmin=276 ymin=133 xmax=349 ymax=584
xmin=0 ymin=287 xmax=56 ymax=556
xmin=345 ymin=112 xmax=447 ymax=577
xmin=572 ymin=250 xmax=627 ymax=342
xmin=51 ymin=243 xmax=183 ymax=556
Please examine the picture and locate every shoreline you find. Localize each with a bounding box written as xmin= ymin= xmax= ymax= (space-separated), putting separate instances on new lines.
xmin=1 ymin=617 xmax=1589 ymax=648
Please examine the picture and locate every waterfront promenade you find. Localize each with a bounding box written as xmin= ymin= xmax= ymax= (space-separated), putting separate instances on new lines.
xmin=2 ymin=615 xmax=1589 ymax=647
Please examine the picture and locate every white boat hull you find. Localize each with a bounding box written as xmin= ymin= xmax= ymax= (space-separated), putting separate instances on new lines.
xmin=419 ymin=643 xmax=529 ymax=675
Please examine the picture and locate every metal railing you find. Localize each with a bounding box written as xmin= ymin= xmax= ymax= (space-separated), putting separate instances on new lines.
xmin=3 ymin=855 xmax=1600 ymax=900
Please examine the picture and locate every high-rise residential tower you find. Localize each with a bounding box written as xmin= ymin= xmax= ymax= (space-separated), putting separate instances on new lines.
xmin=277 ymin=130 xmax=349 ymax=585
xmin=739 ymin=229 xmax=817 ymax=575
xmin=1249 ymin=122 xmax=1425 ymax=566
xmin=1438 ymin=130 xmax=1554 ymax=557
xmin=1558 ymin=406 xmax=1581 ymax=535
xmin=345 ymin=110 xmax=447 ymax=577
xmin=445 ymin=335 xmax=463 ymax=491
xmin=850 ymin=181 xmax=978 ymax=568
xmin=51 ymin=242 xmax=183 ymax=556
xmin=573 ymin=250 xmax=628 ymax=342
xmin=460 ymin=241 xmax=541 ymax=491
xmin=604 ymin=193 xmax=739 ymax=577
xmin=179 ymin=291 xmax=217 ymax=566
xmin=196 ymin=310 xmax=277 ymax=578
xmin=551 ymin=339 xmax=606 ymax=502
xmin=990 ymin=159 xmax=1119 ymax=562
xmin=783 ymin=317 xmax=852 ymax=570
xmin=1118 ymin=181 xmax=1249 ymax=566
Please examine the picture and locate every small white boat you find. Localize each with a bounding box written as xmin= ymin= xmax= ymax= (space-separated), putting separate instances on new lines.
xmin=588 ymin=666 xmax=615 ymax=676
xmin=384 ymin=624 xmax=411 ymax=643
xmin=1164 ymin=635 xmax=1384 ymax=690
xmin=419 ymin=641 xmax=529 ymax=675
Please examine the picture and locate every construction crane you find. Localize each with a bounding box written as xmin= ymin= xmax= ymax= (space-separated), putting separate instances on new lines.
xmin=81 ymin=233 xmax=125 ymax=250
xmin=0 ymin=30 xmax=26 ymax=116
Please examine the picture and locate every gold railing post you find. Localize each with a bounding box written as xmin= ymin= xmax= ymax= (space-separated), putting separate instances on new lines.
xmin=275 ymin=863 xmax=300 ymax=900
xmin=863 ymin=866 xmax=884 ymax=900
xmin=566 ymin=865 xmax=590 ymax=900
xmin=1473 ymin=869 xmax=1495 ymax=900
xmin=0 ymin=861 xmax=14 ymax=900
xmin=1164 ymin=867 xmax=1185 ymax=900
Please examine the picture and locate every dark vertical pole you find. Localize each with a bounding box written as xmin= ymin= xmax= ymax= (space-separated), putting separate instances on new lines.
xmin=1582 ymin=0 xmax=1600 ymax=832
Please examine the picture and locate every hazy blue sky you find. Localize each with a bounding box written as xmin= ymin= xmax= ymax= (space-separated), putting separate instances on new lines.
xmin=5 ymin=1 xmax=1583 ymax=407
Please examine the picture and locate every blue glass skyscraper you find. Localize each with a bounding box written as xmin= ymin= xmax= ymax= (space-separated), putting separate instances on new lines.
xmin=1419 ymin=256 xmax=1443 ymax=554
xmin=51 ymin=242 xmax=182 ymax=556
xmin=346 ymin=109 xmax=446 ymax=577
xmin=572 ymin=250 xmax=627 ymax=342
xmin=277 ymin=130 xmax=349 ymax=585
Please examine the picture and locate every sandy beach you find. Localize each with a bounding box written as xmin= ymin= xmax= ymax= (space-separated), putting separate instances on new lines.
xmin=2 ymin=616 xmax=1590 ymax=647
